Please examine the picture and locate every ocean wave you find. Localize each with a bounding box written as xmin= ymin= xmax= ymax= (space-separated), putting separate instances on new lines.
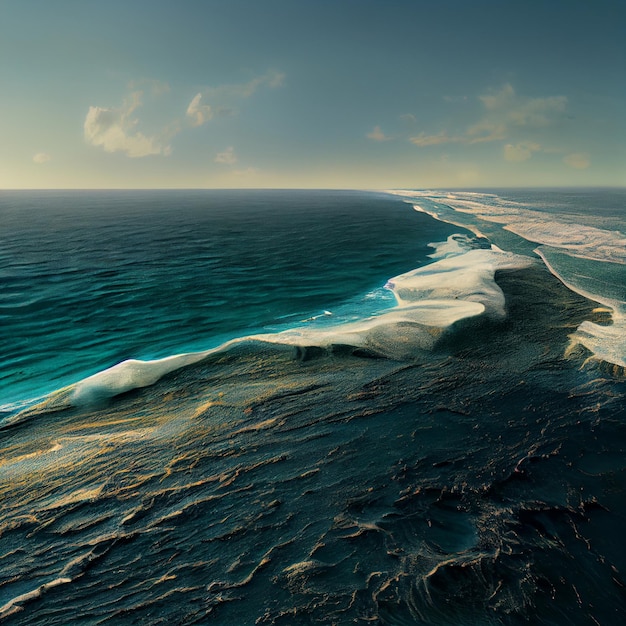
xmin=388 ymin=190 xmax=626 ymax=369
xmin=536 ymin=247 xmax=626 ymax=368
xmin=0 ymin=535 xmax=122 ymax=620
xmin=70 ymin=351 xmax=216 ymax=406
xmin=0 ymin=576 xmax=72 ymax=620
xmin=5 ymin=237 xmax=533 ymax=419
xmin=392 ymin=189 xmax=626 ymax=265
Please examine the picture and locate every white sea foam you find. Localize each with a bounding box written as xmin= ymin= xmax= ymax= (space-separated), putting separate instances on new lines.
xmin=571 ymin=319 xmax=626 ymax=369
xmin=53 ymin=240 xmax=534 ymax=406
xmin=536 ymin=247 xmax=626 ymax=368
xmin=410 ymin=201 xmax=487 ymax=239
xmin=70 ymin=351 xmax=213 ymax=406
xmin=391 ymin=190 xmax=626 ymax=264
xmin=388 ymin=190 xmax=626 ymax=368
xmin=251 ymin=299 xmax=486 ymax=356
xmin=503 ymin=219 xmax=626 ymax=265
xmin=427 ymin=234 xmax=475 ymax=260
xmin=388 ymin=248 xmax=533 ymax=318
xmin=16 ymin=195 xmax=539 ymax=411
xmin=251 ymin=247 xmax=533 ymax=357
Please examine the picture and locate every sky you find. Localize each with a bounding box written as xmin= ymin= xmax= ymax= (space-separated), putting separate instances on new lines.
xmin=0 ymin=0 xmax=624 ymax=189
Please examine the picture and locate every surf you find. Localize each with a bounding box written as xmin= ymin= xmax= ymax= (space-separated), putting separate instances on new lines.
xmin=388 ymin=189 xmax=626 ymax=369
xmin=4 ymin=231 xmax=534 ymax=425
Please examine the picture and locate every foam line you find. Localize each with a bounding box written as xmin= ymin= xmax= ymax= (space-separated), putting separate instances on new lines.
xmin=536 ymin=247 xmax=626 ymax=368
xmin=389 ymin=190 xmax=626 ymax=264
xmin=387 ymin=191 xmax=626 ymax=368
xmin=427 ymin=234 xmax=479 ymax=260
xmin=69 ymin=353 xmax=211 ymax=406
xmin=534 ymin=248 xmax=621 ymax=312
xmin=72 ymin=251 xmax=530 ymax=402
xmin=15 ymin=231 xmax=533 ymax=411
xmin=387 ymin=248 xmax=533 ymax=319
xmin=251 ymin=247 xmax=533 ymax=356
xmin=250 ymin=299 xmax=487 ymax=357
xmin=572 ymin=320 xmax=626 ymax=368
xmin=411 ymin=203 xmax=487 ymax=239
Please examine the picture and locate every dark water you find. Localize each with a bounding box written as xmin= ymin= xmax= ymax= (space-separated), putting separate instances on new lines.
xmin=0 ymin=189 xmax=624 ymax=624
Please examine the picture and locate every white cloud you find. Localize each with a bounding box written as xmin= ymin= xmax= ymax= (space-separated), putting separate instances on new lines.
xmin=504 ymin=141 xmax=542 ymax=162
xmin=187 ymin=70 xmax=285 ymax=129
xmin=215 ymin=106 xmax=235 ymax=117
xmin=465 ymin=120 xmax=508 ymax=144
xmin=186 ymin=93 xmax=213 ymax=127
xmin=479 ymin=83 xmax=515 ymax=110
xmin=564 ymin=152 xmax=590 ymax=169
xmin=509 ymin=96 xmax=567 ymax=127
xmin=33 ymin=152 xmax=51 ymax=164
xmin=367 ymin=126 xmax=391 ymax=141
xmin=267 ymin=71 xmax=286 ymax=89
xmin=479 ymin=83 xmax=567 ymax=129
xmin=204 ymin=69 xmax=285 ymax=102
xmin=409 ymin=131 xmax=462 ymax=147
xmin=215 ymin=146 xmax=237 ymax=165
xmin=443 ymin=95 xmax=468 ymax=104
xmin=399 ymin=113 xmax=416 ymax=124
xmin=128 ymin=78 xmax=170 ymax=96
xmin=410 ymin=83 xmax=568 ymax=150
xmin=84 ymin=92 xmax=170 ymax=158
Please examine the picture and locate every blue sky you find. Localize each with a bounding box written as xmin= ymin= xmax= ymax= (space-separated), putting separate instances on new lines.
xmin=1 ymin=0 xmax=624 ymax=188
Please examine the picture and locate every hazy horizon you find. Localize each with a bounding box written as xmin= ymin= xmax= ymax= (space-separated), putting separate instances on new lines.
xmin=2 ymin=185 xmax=624 ymax=192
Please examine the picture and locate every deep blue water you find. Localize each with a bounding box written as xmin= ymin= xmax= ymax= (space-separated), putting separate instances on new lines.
xmin=0 ymin=190 xmax=456 ymax=409
xmin=0 ymin=188 xmax=624 ymax=625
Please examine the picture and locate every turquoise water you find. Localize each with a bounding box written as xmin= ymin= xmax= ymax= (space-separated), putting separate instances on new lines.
xmin=0 ymin=189 xmax=625 ymax=625
xmin=0 ymin=190 xmax=455 ymax=410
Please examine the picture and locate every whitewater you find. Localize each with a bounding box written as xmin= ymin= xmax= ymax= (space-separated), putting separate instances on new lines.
xmin=389 ymin=188 xmax=626 ymax=369
xmin=15 ymin=187 xmax=623 ymax=415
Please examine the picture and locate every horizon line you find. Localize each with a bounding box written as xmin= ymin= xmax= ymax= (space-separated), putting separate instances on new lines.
xmin=1 ymin=185 xmax=624 ymax=192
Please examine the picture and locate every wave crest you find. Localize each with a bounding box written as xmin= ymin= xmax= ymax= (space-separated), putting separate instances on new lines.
xmin=66 ymin=244 xmax=531 ymax=406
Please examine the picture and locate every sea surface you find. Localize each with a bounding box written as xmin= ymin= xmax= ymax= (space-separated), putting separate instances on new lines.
xmin=0 ymin=188 xmax=624 ymax=624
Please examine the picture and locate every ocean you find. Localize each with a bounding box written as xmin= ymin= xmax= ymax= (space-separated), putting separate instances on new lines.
xmin=0 ymin=188 xmax=624 ymax=624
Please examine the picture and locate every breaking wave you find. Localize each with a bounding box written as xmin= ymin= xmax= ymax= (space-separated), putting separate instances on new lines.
xmin=6 ymin=234 xmax=533 ymax=420
xmin=389 ymin=189 xmax=626 ymax=369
